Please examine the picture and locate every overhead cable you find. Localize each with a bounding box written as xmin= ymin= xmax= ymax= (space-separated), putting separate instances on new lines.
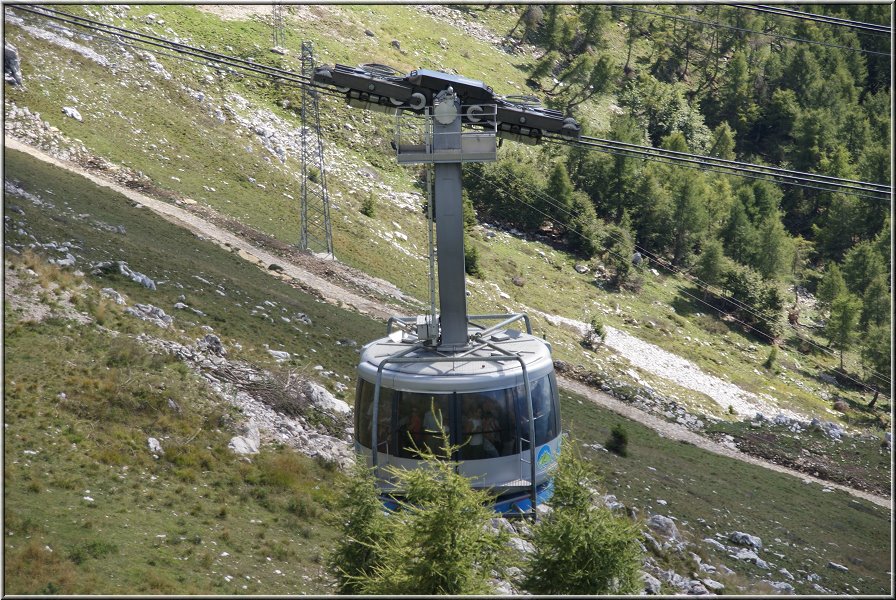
xmin=732 ymin=4 xmax=891 ymax=35
xmin=543 ymin=134 xmax=891 ymax=201
xmin=10 ymin=5 xmax=342 ymax=99
xmin=613 ymin=5 xmax=890 ymax=57
xmin=467 ymin=168 xmax=891 ymax=392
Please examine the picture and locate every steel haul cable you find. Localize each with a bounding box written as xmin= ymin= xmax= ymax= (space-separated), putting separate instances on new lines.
xmin=13 ymin=5 xmax=891 ymax=201
xmin=11 ymin=5 xmax=892 ymax=389
xmin=468 ymin=167 xmax=891 ymax=391
xmin=545 ymin=135 xmax=892 ymax=201
xmin=732 ymin=4 xmax=891 ymax=36
xmin=612 ymin=5 xmax=890 ymax=57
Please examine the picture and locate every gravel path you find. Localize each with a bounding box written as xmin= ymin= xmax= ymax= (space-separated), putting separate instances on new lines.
xmin=6 ymin=136 xmax=889 ymax=510
xmin=5 ymin=137 xmax=400 ymax=322
xmin=559 ymin=376 xmax=889 ymax=509
xmin=533 ymin=309 xmax=804 ymax=421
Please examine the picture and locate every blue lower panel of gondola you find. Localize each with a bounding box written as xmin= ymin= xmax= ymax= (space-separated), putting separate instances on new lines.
xmin=379 ymin=478 xmax=554 ymax=516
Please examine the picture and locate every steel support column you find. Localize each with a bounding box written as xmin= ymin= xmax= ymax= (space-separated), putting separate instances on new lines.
xmin=432 ymin=91 xmax=468 ymax=350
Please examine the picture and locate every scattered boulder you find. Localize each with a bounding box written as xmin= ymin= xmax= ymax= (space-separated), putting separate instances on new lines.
xmin=62 ymin=106 xmax=83 ymax=122
xmin=267 ymin=349 xmax=290 ymax=361
xmin=646 ymin=514 xmax=680 ymax=540
xmin=198 ymin=333 xmax=226 ymax=356
xmin=50 ymin=253 xmax=76 ymax=267
xmin=125 ymin=303 xmax=173 ymax=328
xmin=91 ymin=260 xmax=156 ymax=290
xmin=303 ymin=380 xmax=351 ymax=415
xmin=100 ymin=287 xmax=127 ymax=305
xmin=702 ymin=578 xmax=724 ymax=592
xmin=391 ymin=39 xmax=401 ymax=50
xmin=228 ymin=425 xmax=260 ymax=455
xmin=642 ymin=572 xmax=662 ymax=595
xmin=228 ymin=435 xmax=259 ymax=455
xmin=729 ymin=548 xmax=769 ymax=570
xmin=685 ymin=580 xmax=709 ymax=595
xmin=574 ymin=264 xmax=590 ymax=274
xmin=147 ymin=437 xmax=164 ymax=455
xmin=364 ymin=29 xmax=375 ymax=37
xmin=827 ymin=561 xmax=849 ymax=572
xmin=507 ymin=536 xmax=534 ymax=555
xmin=832 ymin=399 xmax=848 ymax=412
xmin=764 ymin=580 xmax=794 ymax=594
xmin=729 ymin=531 xmax=763 ymax=551
xmin=703 ymin=537 xmax=728 ymax=552
xmin=4 ymin=42 xmax=23 ymax=86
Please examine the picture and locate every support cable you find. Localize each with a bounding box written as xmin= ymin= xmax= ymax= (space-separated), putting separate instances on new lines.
xmin=466 ymin=169 xmax=891 ymax=392
xmin=732 ymin=4 xmax=891 ymax=36
xmin=613 ymin=5 xmax=890 ymax=57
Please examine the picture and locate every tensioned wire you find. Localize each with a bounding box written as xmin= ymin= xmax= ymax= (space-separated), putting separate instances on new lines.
xmin=473 ymin=164 xmax=892 ymax=389
xmin=15 ymin=4 xmax=892 ymax=201
xmin=613 ymin=5 xmax=890 ymax=57
xmin=11 ymin=5 xmax=436 ymax=309
xmin=467 ymin=167 xmax=891 ymax=392
xmin=13 ymin=4 xmax=891 ymax=388
xmin=732 ymin=4 xmax=891 ymax=36
xmin=545 ymin=136 xmax=891 ymax=201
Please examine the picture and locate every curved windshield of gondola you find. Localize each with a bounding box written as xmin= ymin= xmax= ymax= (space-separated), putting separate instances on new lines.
xmin=355 ymin=374 xmax=559 ymax=459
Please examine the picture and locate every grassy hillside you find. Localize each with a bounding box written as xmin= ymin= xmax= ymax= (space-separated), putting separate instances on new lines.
xmin=5 ymin=123 xmax=890 ymax=597
xmin=3 ymin=4 xmax=891 ymax=595
xmin=4 ymin=4 xmax=887 ymax=431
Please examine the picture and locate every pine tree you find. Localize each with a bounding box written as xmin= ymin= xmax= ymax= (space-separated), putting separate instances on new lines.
xmin=861 ymin=323 xmax=891 ymax=409
xmin=523 ymin=440 xmax=642 ymax=595
xmin=349 ymin=426 xmax=508 ymax=595
xmin=825 ymin=293 xmax=862 ymax=370
xmin=567 ymin=190 xmax=602 ymax=257
xmin=859 ymin=275 xmax=890 ymax=331
xmin=327 ymin=461 xmax=388 ymax=594
xmin=545 ymin=161 xmax=576 ymax=232
xmin=694 ymin=239 xmax=726 ymax=296
xmin=842 ymin=240 xmax=887 ymax=297
xmin=708 ymin=121 xmax=736 ymax=160
xmin=812 ymin=194 xmax=860 ymax=262
xmin=721 ymin=199 xmax=756 ymax=265
xmin=816 ymin=263 xmax=847 ymax=314
xmin=753 ymin=214 xmax=793 ymax=280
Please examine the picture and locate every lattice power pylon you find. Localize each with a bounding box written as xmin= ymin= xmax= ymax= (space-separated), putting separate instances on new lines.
xmin=271 ymin=2 xmax=285 ymax=49
xmin=298 ymin=41 xmax=334 ymax=257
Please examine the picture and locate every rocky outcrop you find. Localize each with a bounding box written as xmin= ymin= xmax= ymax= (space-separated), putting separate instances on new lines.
xmin=4 ymin=42 xmax=23 ymax=85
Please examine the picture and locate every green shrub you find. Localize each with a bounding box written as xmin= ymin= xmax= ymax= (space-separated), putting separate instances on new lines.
xmin=327 ymin=461 xmax=388 ymax=594
xmin=337 ymin=426 xmax=508 ymax=595
xmin=524 ymin=440 xmax=642 ymax=594
xmin=606 ymin=424 xmax=629 ymax=457
xmin=464 ymin=239 xmax=481 ymax=277
xmin=764 ymin=345 xmax=778 ymax=370
xmin=590 ymin=317 xmax=606 ymax=342
xmin=360 ymin=193 xmax=376 ymax=218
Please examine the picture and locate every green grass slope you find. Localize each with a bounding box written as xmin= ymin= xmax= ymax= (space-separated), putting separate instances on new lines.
xmin=3 ymin=4 xmax=886 ymax=430
xmin=4 ymin=140 xmax=890 ymax=597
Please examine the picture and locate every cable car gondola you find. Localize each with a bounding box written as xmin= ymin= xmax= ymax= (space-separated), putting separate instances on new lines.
xmin=355 ymin=316 xmax=562 ymax=515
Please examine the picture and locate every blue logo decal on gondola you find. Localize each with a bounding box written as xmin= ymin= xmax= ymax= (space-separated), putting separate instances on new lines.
xmin=536 ymin=445 xmax=553 ymax=467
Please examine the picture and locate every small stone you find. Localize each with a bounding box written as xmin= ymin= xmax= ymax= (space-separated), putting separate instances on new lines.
xmin=147 ymin=437 xmax=164 ymax=455
xmin=62 ymin=106 xmax=83 ymax=122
